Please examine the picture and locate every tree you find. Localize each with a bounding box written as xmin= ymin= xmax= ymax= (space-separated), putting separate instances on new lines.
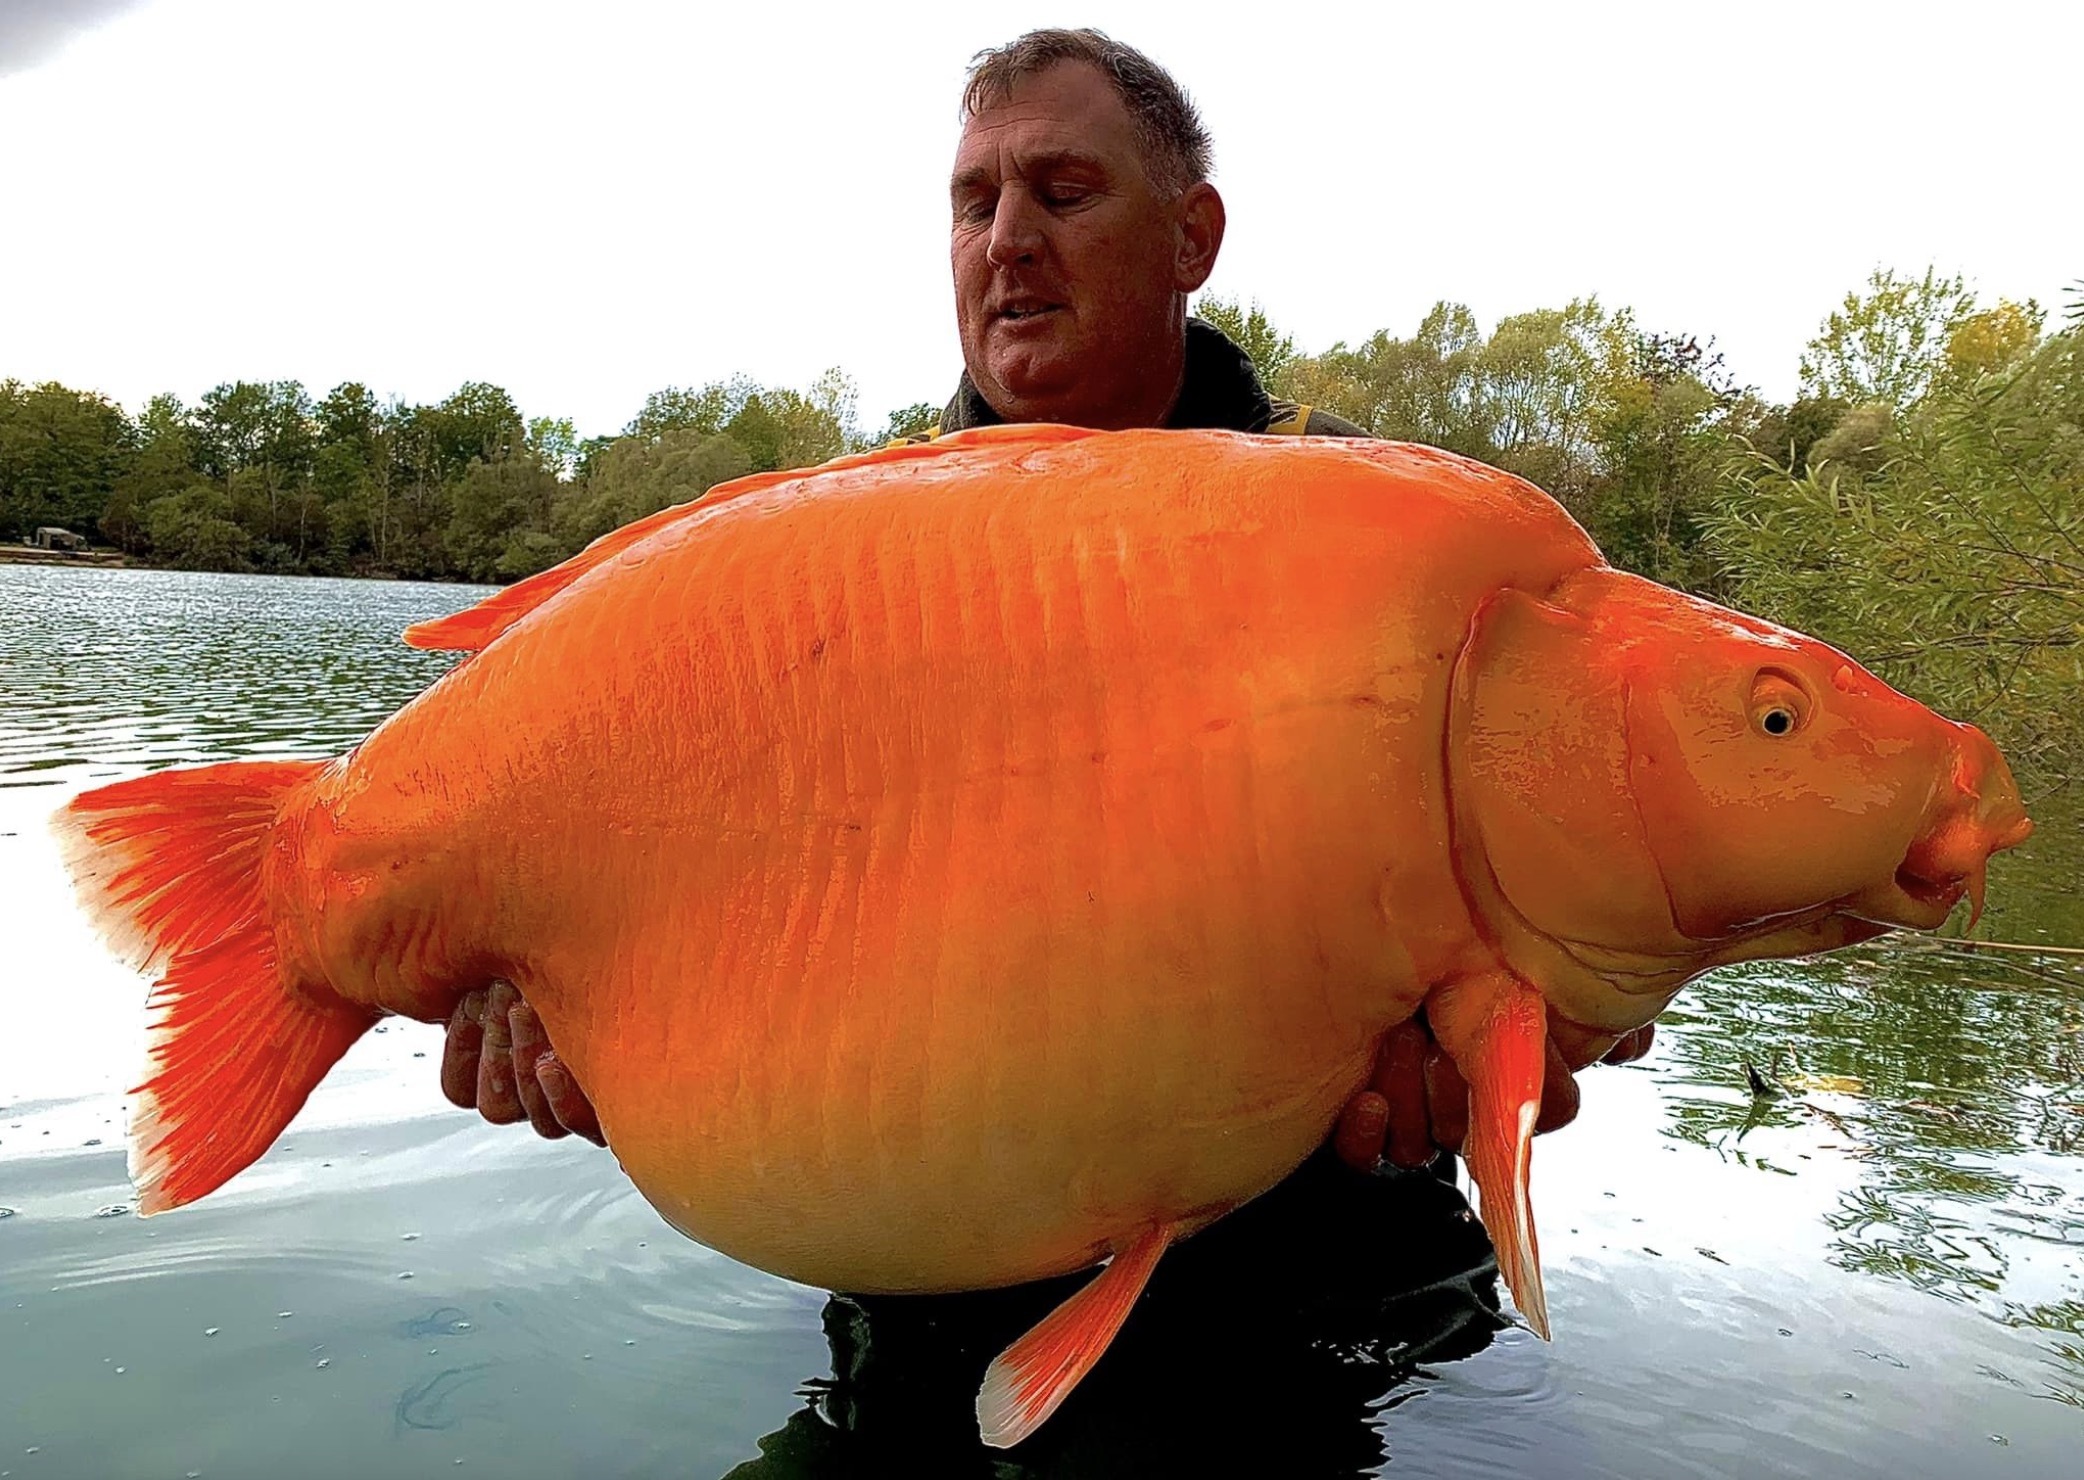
xmin=627 ymin=382 xmax=740 ymax=442
xmin=1281 ymin=301 xmax=1491 ymax=453
xmin=1581 ymin=328 xmax=1742 ymax=591
xmin=1798 ymin=267 xmax=1979 ymax=408
xmin=1711 ymin=294 xmax=2082 ymax=773
xmin=144 ymin=484 xmax=252 ymax=571
xmin=528 ymin=416 xmax=581 ymax=479
xmin=423 ymin=382 xmax=526 ymax=478
xmin=1944 ymin=300 xmax=2044 ymax=382
xmin=0 ymin=380 xmax=136 ymax=541
xmin=1476 ymin=299 xmax=1610 ymax=502
xmin=561 ymin=428 xmax=750 ymax=547
xmin=193 ymin=380 xmax=318 ymax=558
xmin=446 ymin=455 xmax=564 ymax=582
xmin=313 ymin=382 xmax=393 ymax=570
xmin=862 ymin=401 xmax=941 ymax=448
xmin=1727 ymin=393 xmax=1852 ymax=477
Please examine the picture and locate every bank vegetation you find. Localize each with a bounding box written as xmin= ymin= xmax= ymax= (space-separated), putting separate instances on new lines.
xmin=4 ymin=269 xmax=2076 ymax=773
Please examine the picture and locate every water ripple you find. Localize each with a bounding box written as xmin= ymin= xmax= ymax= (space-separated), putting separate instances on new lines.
xmin=0 ymin=565 xmax=475 ymax=779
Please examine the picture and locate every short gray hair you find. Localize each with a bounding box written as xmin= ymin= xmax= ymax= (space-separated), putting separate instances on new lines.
xmin=961 ymin=28 xmax=1214 ymax=195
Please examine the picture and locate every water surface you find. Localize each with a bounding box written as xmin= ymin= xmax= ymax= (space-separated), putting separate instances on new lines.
xmin=3 ymin=565 xmax=2080 ymax=1478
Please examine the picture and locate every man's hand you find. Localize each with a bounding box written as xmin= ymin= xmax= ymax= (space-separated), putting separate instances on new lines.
xmin=440 ymin=982 xmax=1652 ymax=1168
xmin=1332 ymin=1013 xmax=1655 ymax=1172
xmin=440 ymin=980 xmax=604 ymax=1145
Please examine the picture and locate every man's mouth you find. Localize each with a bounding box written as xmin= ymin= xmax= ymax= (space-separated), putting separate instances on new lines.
xmin=996 ymin=299 xmax=1063 ymax=322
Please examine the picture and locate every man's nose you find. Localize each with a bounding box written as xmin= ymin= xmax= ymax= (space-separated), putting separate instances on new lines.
xmin=985 ymin=188 xmax=1045 ymax=267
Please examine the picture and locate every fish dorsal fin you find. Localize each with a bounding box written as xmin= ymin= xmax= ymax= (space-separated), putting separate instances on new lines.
xmin=976 ymin=1221 xmax=1174 ymax=1447
xmin=401 ymin=424 xmax=1103 ymax=653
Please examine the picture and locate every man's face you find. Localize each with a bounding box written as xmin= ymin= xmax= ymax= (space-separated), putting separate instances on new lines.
xmin=950 ymin=61 xmax=1221 ymax=428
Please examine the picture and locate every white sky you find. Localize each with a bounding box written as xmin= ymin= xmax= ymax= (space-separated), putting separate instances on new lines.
xmin=2 ymin=0 xmax=2078 ymax=439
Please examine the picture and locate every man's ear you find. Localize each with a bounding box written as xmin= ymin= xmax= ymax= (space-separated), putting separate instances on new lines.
xmin=1174 ymin=181 xmax=1225 ymax=293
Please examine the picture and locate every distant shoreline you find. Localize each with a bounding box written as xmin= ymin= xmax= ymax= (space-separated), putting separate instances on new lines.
xmin=0 ymin=546 xmax=131 ymax=569
xmin=2 ymin=550 xmax=487 ymax=583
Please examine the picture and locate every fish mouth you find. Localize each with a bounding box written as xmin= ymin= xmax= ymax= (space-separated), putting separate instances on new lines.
xmin=1882 ymin=858 xmax=1975 ymax=925
xmin=1855 ymin=812 xmax=2033 ymax=932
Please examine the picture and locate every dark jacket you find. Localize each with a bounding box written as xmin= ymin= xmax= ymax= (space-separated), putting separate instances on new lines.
xmin=929 ymin=317 xmax=1367 ymax=439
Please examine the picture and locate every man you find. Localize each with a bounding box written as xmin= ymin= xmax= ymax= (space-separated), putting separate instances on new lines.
xmin=441 ymin=28 xmax=1649 ymax=1176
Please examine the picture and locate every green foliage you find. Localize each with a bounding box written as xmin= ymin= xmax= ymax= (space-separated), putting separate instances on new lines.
xmin=863 ymin=401 xmax=941 ymax=448
xmin=1581 ymin=330 xmax=1741 ymax=592
xmin=446 ymin=455 xmax=565 ymax=583
xmin=1709 ymin=299 xmax=2083 ymax=772
xmin=3 ymin=363 xmax=870 ymax=582
xmin=144 ymin=484 xmax=252 ymax=571
xmin=0 ymin=380 xmax=136 ymax=541
xmin=1798 ymin=267 xmax=1979 ymax=407
xmin=16 ymin=267 xmax=2072 ymax=784
xmin=1272 ymin=274 xmax=2078 ymax=772
xmin=1278 ymin=298 xmax=1740 ymax=585
xmin=626 ymin=369 xmax=857 ymax=473
xmin=528 ymin=416 xmax=581 ymax=479
xmin=559 ymin=429 xmax=751 ymax=548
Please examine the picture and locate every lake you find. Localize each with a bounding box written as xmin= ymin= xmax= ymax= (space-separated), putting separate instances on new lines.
xmin=2 ymin=564 xmax=2079 ymax=1479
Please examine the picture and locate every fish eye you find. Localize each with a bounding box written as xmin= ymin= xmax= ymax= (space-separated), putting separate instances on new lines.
xmin=1748 ymin=669 xmax=1810 ymax=738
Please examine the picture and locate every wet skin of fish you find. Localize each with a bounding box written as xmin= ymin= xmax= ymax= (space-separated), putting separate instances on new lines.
xmin=59 ymin=426 xmax=2032 ymax=1444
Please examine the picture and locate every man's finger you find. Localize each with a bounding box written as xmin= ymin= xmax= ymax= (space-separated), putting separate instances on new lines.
xmin=539 ymin=1054 xmax=606 ymax=1147
xmin=1333 ymin=1091 xmax=1389 ymax=1171
xmin=1374 ymin=1022 xmax=1437 ymax=1168
xmin=508 ymin=999 xmax=569 ymax=1140
xmin=1535 ymin=1035 xmax=1581 ymax=1134
xmin=441 ymin=990 xmax=487 ymax=1109
xmin=474 ymin=980 xmax=526 ymax=1125
xmin=1422 ymin=1046 xmax=1469 ymax=1155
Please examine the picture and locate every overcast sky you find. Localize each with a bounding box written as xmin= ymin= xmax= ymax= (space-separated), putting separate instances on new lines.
xmin=3 ymin=0 xmax=2078 ymax=437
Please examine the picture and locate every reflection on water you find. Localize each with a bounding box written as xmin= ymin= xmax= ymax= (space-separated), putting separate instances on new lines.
xmin=725 ymin=1160 xmax=1510 ymax=1480
xmin=1657 ymin=923 xmax=2084 ymax=1410
xmin=3 ymin=565 xmax=2082 ymax=1478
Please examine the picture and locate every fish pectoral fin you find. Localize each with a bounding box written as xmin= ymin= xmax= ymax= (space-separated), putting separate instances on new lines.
xmin=1427 ymin=974 xmax=1552 ymax=1339
xmin=975 ymin=1222 xmax=1175 ymax=1448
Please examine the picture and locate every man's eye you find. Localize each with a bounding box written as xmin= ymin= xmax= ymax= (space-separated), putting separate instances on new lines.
xmin=1045 ymin=188 xmax=1092 ymax=207
xmin=954 ymin=196 xmax=995 ymax=224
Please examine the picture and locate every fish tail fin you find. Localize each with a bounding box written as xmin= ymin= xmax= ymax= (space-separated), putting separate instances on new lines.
xmin=1429 ymin=976 xmax=1551 ymax=1339
xmin=976 ymin=1223 xmax=1174 ymax=1448
xmin=54 ymin=760 xmax=378 ymax=1215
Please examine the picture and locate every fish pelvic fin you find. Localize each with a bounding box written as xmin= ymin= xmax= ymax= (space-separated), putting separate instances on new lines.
xmin=401 ymin=426 xmax=1109 ymax=653
xmin=1428 ymin=976 xmax=1552 ymax=1339
xmin=54 ymin=761 xmax=378 ymax=1215
xmin=976 ymin=1222 xmax=1174 ymax=1448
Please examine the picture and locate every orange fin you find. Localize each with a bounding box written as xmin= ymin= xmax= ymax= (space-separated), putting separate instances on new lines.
xmin=976 ymin=1222 xmax=1173 ymax=1448
xmin=54 ymin=761 xmax=378 ymax=1215
xmin=402 ymin=424 xmax=1106 ymax=653
xmin=401 ymin=496 xmax=702 ymax=651
xmin=1428 ymin=977 xmax=1552 ymax=1338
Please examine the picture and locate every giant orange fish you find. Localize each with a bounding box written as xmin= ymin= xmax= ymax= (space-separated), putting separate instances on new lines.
xmin=58 ymin=426 xmax=2031 ymax=1446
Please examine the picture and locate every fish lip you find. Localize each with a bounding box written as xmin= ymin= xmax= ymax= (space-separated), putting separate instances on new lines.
xmin=1846 ymin=853 xmax=1974 ymax=933
xmin=1892 ymin=860 xmax=1967 ymax=911
xmin=1846 ymin=889 xmax=1957 ymax=933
